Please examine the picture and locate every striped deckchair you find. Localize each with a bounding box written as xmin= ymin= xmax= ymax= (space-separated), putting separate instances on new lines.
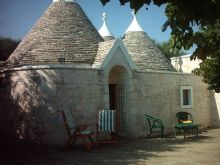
xmin=97 ymin=110 xmax=117 ymax=143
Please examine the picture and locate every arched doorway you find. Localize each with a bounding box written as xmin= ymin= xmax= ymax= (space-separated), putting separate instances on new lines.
xmin=108 ymin=65 xmax=129 ymax=136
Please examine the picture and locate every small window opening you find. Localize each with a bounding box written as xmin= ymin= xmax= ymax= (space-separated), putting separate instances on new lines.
xmin=180 ymin=86 xmax=193 ymax=108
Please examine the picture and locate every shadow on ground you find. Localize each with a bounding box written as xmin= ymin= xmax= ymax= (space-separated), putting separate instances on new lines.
xmin=0 ymin=129 xmax=217 ymax=165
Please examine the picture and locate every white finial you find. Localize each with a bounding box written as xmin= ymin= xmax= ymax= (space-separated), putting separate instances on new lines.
xmin=53 ymin=0 xmax=76 ymax=2
xmin=102 ymin=13 xmax=107 ymax=22
xmin=125 ymin=11 xmax=144 ymax=33
xmin=132 ymin=10 xmax=135 ymax=17
xmin=98 ymin=12 xmax=114 ymax=38
xmin=65 ymin=0 xmax=76 ymax=2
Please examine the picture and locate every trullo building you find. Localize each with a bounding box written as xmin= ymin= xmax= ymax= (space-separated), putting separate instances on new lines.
xmin=0 ymin=0 xmax=219 ymax=144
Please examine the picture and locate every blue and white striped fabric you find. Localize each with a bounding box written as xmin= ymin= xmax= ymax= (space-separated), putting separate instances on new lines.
xmin=64 ymin=110 xmax=75 ymax=129
xmin=98 ymin=110 xmax=116 ymax=132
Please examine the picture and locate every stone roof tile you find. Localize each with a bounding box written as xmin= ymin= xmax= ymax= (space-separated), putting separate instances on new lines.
xmin=123 ymin=32 xmax=176 ymax=72
xmin=92 ymin=40 xmax=116 ymax=68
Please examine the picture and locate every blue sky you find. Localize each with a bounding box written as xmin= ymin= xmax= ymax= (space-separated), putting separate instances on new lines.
xmin=0 ymin=0 xmax=171 ymax=43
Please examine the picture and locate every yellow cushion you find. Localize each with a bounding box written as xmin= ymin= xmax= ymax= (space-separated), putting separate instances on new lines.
xmin=181 ymin=120 xmax=193 ymax=124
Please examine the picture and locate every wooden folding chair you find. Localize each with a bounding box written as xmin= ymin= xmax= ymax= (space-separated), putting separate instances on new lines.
xmin=96 ymin=110 xmax=117 ymax=143
xmin=61 ymin=110 xmax=95 ymax=151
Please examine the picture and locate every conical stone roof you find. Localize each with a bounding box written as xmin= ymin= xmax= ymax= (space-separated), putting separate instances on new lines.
xmin=123 ymin=12 xmax=176 ymax=72
xmin=7 ymin=1 xmax=103 ymax=67
xmin=123 ymin=32 xmax=176 ymax=71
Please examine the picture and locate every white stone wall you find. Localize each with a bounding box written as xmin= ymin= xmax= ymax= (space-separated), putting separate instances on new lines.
xmin=1 ymin=68 xmax=104 ymax=144
xmin=1 ymin=65 xmax=219 ymax=144
xmin=213 ymin=93 xmax=220 ymax=127
xmin=127 ymin=71 xmax=220 ymax=137
xmin=171 ymin=55 xmax=202 ymax=73
xmin=170 ymin=55 xmax=220 ymax=129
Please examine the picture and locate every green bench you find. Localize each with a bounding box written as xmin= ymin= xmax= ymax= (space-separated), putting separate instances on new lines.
xmin=174 ymin=123 xmax=201 ymax=140
xmin=144 ymin=114 xmax=164 ymax=139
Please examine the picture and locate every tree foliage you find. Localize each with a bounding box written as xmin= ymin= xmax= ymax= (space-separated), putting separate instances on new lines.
xmin=153 ymin=38 xmax=187 ymax=60
xmin=0 ymin=36 xmax=20 ymax=61
xmin=100 ymin=0 xmax=220 ymax=92
xmin=193 ymin=57 xmax=220 ymax=93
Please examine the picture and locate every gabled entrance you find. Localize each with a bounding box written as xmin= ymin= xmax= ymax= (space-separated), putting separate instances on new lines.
xmin=108 ymin=65 xmax=129 ymax=136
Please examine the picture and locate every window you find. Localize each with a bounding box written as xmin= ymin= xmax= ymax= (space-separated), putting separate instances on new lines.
xmin=180 ymin=86 xmax=193 ymax=108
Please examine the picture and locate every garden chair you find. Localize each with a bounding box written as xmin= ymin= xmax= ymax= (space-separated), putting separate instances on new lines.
xmin=176 ymin=111 xmax=193 ymax=124
xmin=61 ymin=110 xmax=95 ymax=151
xmin=96 ymin=110 xmax=117 ymax=143
xmin=175 ymin=111 xmax=198 ymax=140
xmin=144 ymin=114 xmax=164 ymax=139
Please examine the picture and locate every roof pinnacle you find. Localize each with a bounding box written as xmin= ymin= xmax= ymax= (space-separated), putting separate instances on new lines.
xmin=102 ymin=13 xmax=107 ymax=22
xmin=125 ymin=11 xmax=144 ymax=33
xmin=98 ymin=13 xmax=114 ymax=40
xmin=53 ymin=0 xmax=76 ymax=2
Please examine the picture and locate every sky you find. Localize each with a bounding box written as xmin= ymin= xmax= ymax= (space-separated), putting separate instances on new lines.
xmin=0 ymin=0 xmax=172 ymax=43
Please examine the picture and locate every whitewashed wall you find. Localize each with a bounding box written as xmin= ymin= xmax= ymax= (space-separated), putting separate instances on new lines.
xmin=1 ymin=66 xmax=219 ymax=144
xmin=0 ymin=67 xmax=103 ymax=144
xmin=127 ymin=71 xmax=220 ymax=137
